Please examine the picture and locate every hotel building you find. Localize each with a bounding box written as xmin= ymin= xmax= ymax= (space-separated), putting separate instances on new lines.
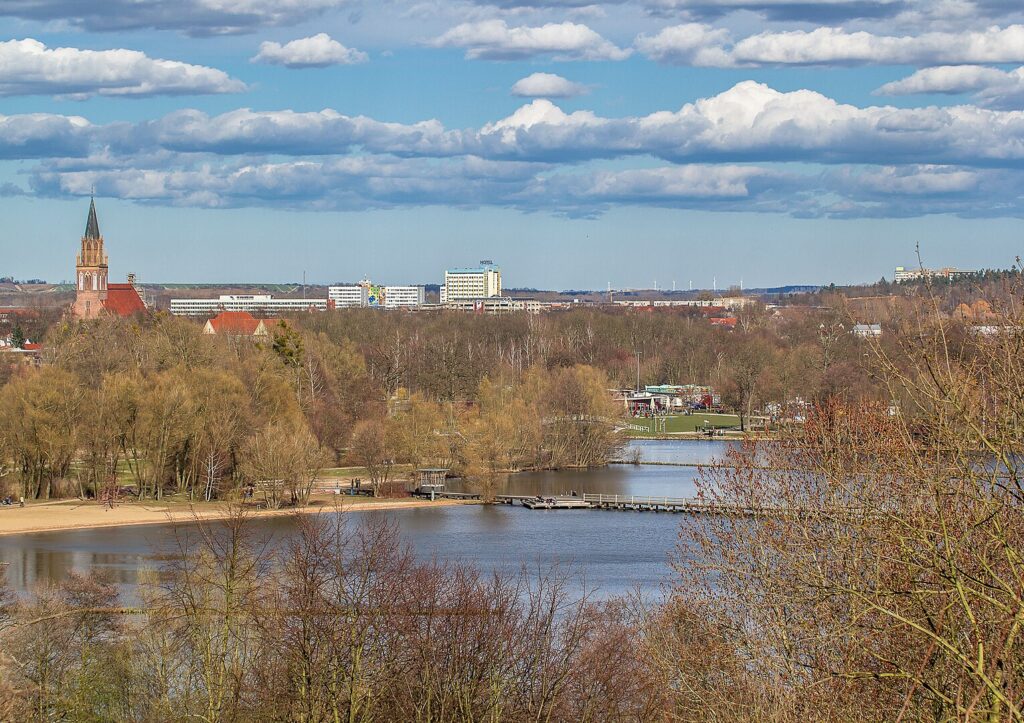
xmin=440 ymin=264 xmax=502 ymax=303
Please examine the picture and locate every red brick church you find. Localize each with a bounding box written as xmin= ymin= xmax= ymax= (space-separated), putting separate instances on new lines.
xmin=72 ymin=197 xmax=146 ymax=319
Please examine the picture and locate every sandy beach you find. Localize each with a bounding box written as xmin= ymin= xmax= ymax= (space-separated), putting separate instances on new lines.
xmin=0 ymin=496 xmax=474 ymax=537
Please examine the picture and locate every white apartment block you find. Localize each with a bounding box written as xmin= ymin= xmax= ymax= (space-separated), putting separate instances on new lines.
xmin=894 ymin=266 xmax=922 ymax=282
xmin=328 ymin=285 xmax=369 ymax=307
xmin=170 ymin=295 xmax=328 ymax=317
xmin=383 ymin=285 xmax=425 ymax=308
xmin=328 ymin=283 xmax=425 ymax=308
xmin=894 ymin=266 xmax=975 ymax=283
xmin=441 ymin=265 xmax=502 ymax=302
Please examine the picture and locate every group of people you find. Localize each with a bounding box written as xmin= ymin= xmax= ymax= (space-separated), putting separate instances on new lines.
xmin=629 ymin=407 xmax=668 ymax=418
xmin=0 ymin=495 xmax=24 ymax=507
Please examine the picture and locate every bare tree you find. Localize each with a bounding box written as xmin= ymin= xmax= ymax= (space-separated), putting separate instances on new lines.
xmin=348 ymin=419 xmax=400 ymax=497
xmin=240 ymin=419 xmax=324 ymax=508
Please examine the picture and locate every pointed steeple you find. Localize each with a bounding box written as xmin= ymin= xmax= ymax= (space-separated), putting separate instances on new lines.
xmin=84 ymin=196 xmax=101 ymax=240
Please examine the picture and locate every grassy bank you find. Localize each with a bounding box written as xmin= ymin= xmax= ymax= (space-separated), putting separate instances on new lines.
xmin=624 ymin=413 xmax=742 ymax=437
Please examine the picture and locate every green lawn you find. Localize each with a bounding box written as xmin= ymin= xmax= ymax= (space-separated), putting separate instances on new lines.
xmin=624 ymin=413 xmax=742 ymax=436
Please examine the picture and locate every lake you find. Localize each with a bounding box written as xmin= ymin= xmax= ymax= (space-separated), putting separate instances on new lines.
xmin=0 ymin=440 xmax=736 ymax=600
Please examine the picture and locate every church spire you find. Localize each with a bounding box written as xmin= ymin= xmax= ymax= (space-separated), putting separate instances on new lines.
xmin=84 ymin=195 xmax=101 ymax=240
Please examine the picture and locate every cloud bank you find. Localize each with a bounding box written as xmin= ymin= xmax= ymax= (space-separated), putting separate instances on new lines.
xmin=0 ymin=0 xmax=351 ymax=36
xmin=638 ymin=24 xmax=1024 ymax=67
xmin=7 ymin=81 xmax=1024 ymax=219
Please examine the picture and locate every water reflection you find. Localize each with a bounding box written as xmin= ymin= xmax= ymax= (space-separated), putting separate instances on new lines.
xmin=0 ymin=440 xmax=731 ymax=599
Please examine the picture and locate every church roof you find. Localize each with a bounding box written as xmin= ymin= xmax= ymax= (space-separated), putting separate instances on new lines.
xmin=206 ymin=311 xmax=265 ymax=335
xmin=102 ymin=284 xmax=146 ymax=316
xmin=84 ymin=197 xmax=101 ymax=240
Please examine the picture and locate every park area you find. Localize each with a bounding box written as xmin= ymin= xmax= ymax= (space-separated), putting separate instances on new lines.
xmin=624 ymin=413 xmax=742 ymax=436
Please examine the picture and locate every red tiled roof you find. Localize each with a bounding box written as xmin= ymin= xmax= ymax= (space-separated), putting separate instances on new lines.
xmin=207 ymin=311 xmax=263 ymax=335
xmin=102 ymin=284 xmax=146 ymax=317
xmin=709 ymin=317 xmax=738 ymax=327
xmin=22 ymin=343 xmax=41 ymax=351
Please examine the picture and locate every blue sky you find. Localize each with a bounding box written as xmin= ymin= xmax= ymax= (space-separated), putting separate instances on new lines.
xmin=2 ymin=0 xmax=1024 ymax=289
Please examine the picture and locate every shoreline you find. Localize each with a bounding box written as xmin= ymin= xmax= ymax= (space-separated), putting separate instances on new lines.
xmin=0 ymin=497 xmax=475 ymax=538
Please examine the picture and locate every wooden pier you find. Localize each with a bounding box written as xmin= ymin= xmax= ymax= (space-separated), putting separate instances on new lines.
xmin=495 ymin=493 xmax=766 ymax=516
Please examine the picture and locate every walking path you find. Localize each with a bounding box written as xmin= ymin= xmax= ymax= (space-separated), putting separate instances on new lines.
xmin=0 ymin=496 xmax=472 ymax=537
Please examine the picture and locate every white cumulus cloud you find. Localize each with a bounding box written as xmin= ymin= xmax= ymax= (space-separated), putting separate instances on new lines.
xmin=635 ymin=24 xmax=735 ymax=66
xmin=0 ymin=38 xmax=245 ymax=98
xmin=252 ymin=33 xmax=368 ymax=68
xmin=876 ymin=65 xmax=1024 ymax=109
xmin=434 ymin=20 xmax=631 ymax=61
xmin=511 ymin=72 xmax=589 ymax=97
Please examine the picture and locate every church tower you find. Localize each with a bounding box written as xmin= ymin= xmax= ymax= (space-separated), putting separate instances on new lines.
xmin=72 ymin=197 xmax=109 ymax=319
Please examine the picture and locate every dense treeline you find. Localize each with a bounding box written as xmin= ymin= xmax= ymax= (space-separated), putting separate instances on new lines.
xmin=3 ymin=292 xmax=993 ymax=501
xmin=296 ymin=305 xmax=877 ymax=407
xmin=0 ymin=298 xmax=923 ymax=501
xmin=0 ymin=313 xmax=623 ymax=501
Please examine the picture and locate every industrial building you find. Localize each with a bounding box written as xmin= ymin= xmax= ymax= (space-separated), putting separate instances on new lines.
xmin=443 ymin=296 xmax=541 ymax=314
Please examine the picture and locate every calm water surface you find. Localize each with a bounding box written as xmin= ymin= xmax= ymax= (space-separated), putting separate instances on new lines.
xmin=0 ymin=440 xmax=735 ymax=599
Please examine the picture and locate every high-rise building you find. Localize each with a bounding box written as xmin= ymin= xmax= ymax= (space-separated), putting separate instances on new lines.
xmin=441 ymin=264 xmax=501 ymax=303
xmin=72 ymin=197 xmax=146 ymax=319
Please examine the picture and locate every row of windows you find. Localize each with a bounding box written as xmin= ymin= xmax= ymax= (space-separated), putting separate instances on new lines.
xmin=78 ymin=272 xmax=107 ymax=292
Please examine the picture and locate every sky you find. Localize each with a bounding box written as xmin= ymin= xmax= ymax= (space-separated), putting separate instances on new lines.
xmin=2 ymin=0 xmax=1024 ymax=290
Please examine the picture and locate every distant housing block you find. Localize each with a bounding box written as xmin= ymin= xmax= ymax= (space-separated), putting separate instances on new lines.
xmin=328 ymin=279 xmax=425 ymax=308
xmin=170 ymin=295 xmax=328 ymax=317
xmin=853 ymin=323 xmax=883 ymax=338
xmin=894 ymin=266 xmax=974 ymax=283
